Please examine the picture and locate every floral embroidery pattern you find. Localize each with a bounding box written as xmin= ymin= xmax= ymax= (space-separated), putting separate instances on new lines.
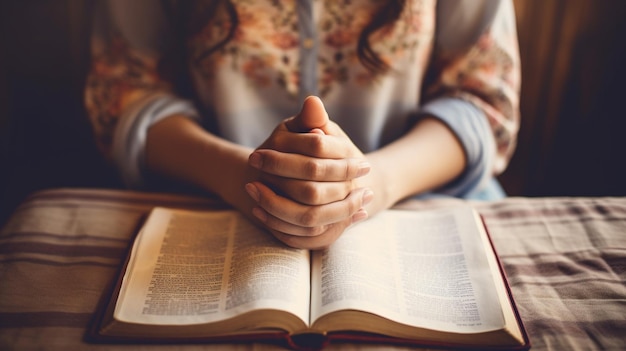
xmin=188 ymin=1 xmax=300 ymax=95
xmin=318 ymin=0 xmax=434 ymax=95
xmin=188 ymin=0 xmax=435 ymax=97
xmin=85 ymin=34 xmax=171 ymax=156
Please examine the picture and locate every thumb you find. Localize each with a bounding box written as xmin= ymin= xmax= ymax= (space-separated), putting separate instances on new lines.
xmin=285 ymin=96 xmax=330 ymax=133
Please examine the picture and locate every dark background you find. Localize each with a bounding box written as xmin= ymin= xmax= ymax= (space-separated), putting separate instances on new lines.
xmin=2 ymin=0 xmax=626 ymax=226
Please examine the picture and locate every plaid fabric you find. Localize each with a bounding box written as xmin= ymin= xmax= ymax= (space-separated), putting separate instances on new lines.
xmin=1 ymin=189 xmax=625 ymax=350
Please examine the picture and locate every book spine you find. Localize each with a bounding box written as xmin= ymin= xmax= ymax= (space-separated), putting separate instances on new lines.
xmin=286 ymin=332 xmax=330 ymax=351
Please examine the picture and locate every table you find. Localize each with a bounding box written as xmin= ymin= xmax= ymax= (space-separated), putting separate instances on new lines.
xmin=1 ymin=188 xmax=625 ymax=350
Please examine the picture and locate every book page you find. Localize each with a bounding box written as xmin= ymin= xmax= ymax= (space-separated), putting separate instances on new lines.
xmin=310 ymin=207 xmax=504 ymax=333
xmin=114 ymin=208 xmax=311 ymax=326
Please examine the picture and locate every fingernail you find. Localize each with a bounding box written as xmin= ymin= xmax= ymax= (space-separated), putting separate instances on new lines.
xmin=252 ymin=207 xmax=267 ymax=222
xmin=356 ymin=162 xmax=371 ymax=177
xmin=362 ymin=189 xmax=374 ymax=206
xmin=245 ymin=183 xmax=260 ymax=202
xmin=249 ymin=152 xmax=262 ymax=169
xmin=352 ymin=208 xmax=368 ymax=223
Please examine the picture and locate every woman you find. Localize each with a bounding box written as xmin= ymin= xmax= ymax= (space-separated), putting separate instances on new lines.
xmin=85 ymin=0 xmax=521 ymax=249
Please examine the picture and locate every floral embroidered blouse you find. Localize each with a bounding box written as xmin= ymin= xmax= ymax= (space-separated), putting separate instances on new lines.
xmin=85 ymin=0 xmax=521 ymax=199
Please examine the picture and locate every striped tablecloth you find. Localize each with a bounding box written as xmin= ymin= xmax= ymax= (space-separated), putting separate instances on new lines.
xmin=1 ymin=188 xmax=625 ymax=350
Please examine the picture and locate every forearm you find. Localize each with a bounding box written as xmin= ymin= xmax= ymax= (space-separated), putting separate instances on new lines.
xmin=364 ymin=117 xmax=466 ymax=213
xmin=145 ymin=115 xmax=256 ymax=212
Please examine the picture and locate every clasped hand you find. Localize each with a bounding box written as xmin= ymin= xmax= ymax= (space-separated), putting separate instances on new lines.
xmin=245 ymin=96 xmax=373 ymax=250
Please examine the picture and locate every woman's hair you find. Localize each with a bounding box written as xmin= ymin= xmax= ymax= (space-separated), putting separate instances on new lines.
xmin=169 ymin=0 xmax=406 ymax=75
xmin=357 ymin=0 xmax=406 ymax=73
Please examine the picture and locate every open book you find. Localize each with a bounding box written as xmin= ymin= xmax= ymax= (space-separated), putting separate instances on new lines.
xmin=91 ymin=205 xmax=529 ymax=350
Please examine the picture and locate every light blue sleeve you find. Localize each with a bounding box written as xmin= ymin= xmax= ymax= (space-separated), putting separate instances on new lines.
xmin=414 ymin=97 xmax=504 ymax=200
xmin=410 ymin=0 xmax=509 ymax=200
